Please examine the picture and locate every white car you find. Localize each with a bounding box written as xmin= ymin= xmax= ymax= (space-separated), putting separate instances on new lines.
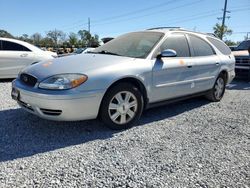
xmin=0 ymin=37 xmax=57 ymax=78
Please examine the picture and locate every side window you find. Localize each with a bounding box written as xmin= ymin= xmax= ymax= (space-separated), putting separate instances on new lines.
xmin=0 ymin=40 xmax=2 ymax=50
xmin=160 ymin=34 xmax=190 ymax=57
xmin=206 ymin=37 xmax=231 ymax=55
xmin=188 ymin=35 xmax=215 ymax=56
xmin=2 ymin=41 xmax=31 ymax=51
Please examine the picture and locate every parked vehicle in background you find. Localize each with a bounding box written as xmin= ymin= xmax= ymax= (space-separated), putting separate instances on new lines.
xmin=57 ymin=47 xmax=95 ymax=57
xmin=101 ymin=37 xmax=114 ymax=44
xmin=11 ymin=28 xmax=235 ymax=129
xmin=231 ymin=40 xmax=250 ymax=80
xmin=0 ymin=38 xmax=57 ymax=78
xmin=74 ymin=47 xmax=95 ymax=54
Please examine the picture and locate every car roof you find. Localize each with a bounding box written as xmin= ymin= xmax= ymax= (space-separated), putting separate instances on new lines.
xmin=145 ymin=27 xmax=218 ymax=38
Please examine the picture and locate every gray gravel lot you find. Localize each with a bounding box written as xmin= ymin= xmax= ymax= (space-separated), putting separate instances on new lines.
xmin=0 ymin=79 xmax=249 ymax=188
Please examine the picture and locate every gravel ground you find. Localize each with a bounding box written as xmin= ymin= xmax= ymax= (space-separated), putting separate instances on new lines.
xmin=0 ymin=79 xmax=249 ymax=188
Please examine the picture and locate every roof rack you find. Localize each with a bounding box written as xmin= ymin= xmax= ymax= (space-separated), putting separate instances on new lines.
xmin=147 ymin=27 xmax=219 ymax=38
xmin=147 ymin=27 xmax=181 ymax=31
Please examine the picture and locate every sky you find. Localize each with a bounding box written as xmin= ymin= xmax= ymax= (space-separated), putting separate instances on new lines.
xmin=0 ymin=0 xmax=249 ymax=42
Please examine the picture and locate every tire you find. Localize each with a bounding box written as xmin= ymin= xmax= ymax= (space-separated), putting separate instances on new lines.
xmin=100 ymin=82 xmax=144 ymax=130
xmin=206 ymin=73 xmax=226 ymax=102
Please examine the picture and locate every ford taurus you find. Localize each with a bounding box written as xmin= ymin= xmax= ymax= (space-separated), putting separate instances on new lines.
xmin=11 ymin=28 xmax=235 ymax=129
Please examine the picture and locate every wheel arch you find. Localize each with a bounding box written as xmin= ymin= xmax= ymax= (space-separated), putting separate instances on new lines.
xmin=219 ymin=69 xmax=229 ymax=83
xmin=99 ymin=77 xmax=149 ymax=113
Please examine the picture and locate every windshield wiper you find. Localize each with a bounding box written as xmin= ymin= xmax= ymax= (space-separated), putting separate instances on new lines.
xmin=87 ymin=50 xmax=121 ymax=56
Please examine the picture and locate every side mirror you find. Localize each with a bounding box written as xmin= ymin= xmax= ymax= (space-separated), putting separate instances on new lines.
xmin=157 ymin=49 xmax=177 ymax=59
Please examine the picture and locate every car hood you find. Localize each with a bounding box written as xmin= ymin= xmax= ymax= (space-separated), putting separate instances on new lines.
xmin=232 ymin=50 xmax=249 ymax=57
xmin=22 ymin=53 xmax=134 ymax=81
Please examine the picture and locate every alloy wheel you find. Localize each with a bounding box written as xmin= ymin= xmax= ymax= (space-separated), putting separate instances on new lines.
xmin=108 ymin=91 xmax=138 ymax=125
xmin=214 ymin=77 xmax=225 ymax=100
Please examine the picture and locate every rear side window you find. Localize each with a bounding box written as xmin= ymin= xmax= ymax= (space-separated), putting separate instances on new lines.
xmin=207 ymin=37 xmax=231 ymax=55
xmin=188 ymin=35 xmax=215 ymax=56
xmin=160 ymin=33 xmax=190 ymax=57
xmin=1 ymin=40 xmax=31 ymax=51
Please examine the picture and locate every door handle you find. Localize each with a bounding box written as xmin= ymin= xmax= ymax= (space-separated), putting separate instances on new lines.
xmin=215 ymin=62 xmax=220 ymax=66
xmin=20 ymin=53 xmax=28 ymax=57
xmin=187 ymin=62 xmax=193 ymax=68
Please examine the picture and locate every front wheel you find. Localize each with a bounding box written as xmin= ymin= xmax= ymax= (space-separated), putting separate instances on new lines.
xmin=206 ymin=74 xmax=226 ymax=102
xmin=100 ymin=83 xmax=144 ymax=130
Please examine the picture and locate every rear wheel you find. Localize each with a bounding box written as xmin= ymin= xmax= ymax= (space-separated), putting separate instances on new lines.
xmin=206 ymin=74 xmax=226 ymax=102
xmin=100 ymin=83 xmax=144 ymax=130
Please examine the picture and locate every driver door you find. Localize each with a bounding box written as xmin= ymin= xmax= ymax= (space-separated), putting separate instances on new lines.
xmin=151 ymin=33 xmax=196 ymax=103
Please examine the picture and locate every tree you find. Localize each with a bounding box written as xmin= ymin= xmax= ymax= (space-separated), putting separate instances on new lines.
xmin=31 ymin=33 xmax=42 ymax=46
xmin=40 ymin=37 xmax=54 ymax=48
xmin=68 ymin=32 xmax=78 ymax=47
xmin=89 ymin=34 xmax=99 ymax=47
xmin=0 ymin=29 xmax=14 ymax=38
xmin=16 ymin=34 xmax=33 ymax=43
xmin=224 ymin=40 xmax=237 ymax=46
xmin=78 ymin=30 xmax=99 ymax=47
xmin=213 ymin=23 xmax=232 ymax=40
xmin=46 ymin=29 xmax=66 ymax=48
xmin=78 ymin=30 xmax=92 ymax=47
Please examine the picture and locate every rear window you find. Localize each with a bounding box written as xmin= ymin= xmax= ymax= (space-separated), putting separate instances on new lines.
xmin=1 ymin=40 xmax=31 ymax=51
xmin=207 ymin=37 xmax=231 ymax=55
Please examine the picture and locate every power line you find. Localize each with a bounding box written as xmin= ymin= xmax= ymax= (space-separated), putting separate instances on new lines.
xmin=59 ymin=3 xmax=250 ymax=33
xmin=91 ymin=0 xmax=185 ymax=24
xmin=59 ymin=0 xmax=185 ymax=30
xmin=103 ymin=7 xmax=250 ymax=36
xmin=91 ymin=0 xmax=204 ymax=28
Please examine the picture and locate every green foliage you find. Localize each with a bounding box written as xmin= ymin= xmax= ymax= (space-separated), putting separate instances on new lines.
xmin=46 ymin=29 xmax=66 ymax=47
xmin=0 ymin=28 xmax=98 ymax=49
xmin=39 ymin=37 xmax=54 ymax=48
xmin=213 ymin=23 xmax=232 ymax=40
xmin=78 ymin=30 xmax=99 ymax=47
xmin=31 ymin=33 xmax=42 ymax=46
xmin=0 ymin=29 xmax=14 ymax=38
xmin=68 ymin=32 xmax=78 ymax=47
xmin=17 ymin=34 xmax=32 ymax=43
xmin=224 ymin=40 xmax=237 ymax=46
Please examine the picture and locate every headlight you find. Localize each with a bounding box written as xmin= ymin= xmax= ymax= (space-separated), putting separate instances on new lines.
xmin=38 ymin=74 xmax=88 ymax=90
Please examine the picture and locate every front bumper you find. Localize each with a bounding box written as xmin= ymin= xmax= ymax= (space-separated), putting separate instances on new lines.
xmin=235 ymin=65 xmax=250 ymax=80
xmin=235 ymin=56 xmax=250 ymax=79
xmin=12 ymin=80 xmax=105 ymax=121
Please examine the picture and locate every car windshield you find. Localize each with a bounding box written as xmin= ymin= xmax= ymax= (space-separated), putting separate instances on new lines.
xmin=237 ymin=40 xmax=250 ymax=50
xmin=91 ymin=32 xmax=164 ymax=58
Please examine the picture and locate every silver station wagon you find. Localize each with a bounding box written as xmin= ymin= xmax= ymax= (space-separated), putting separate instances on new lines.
xmin=12 ymin=27 xmax=235 ymax=129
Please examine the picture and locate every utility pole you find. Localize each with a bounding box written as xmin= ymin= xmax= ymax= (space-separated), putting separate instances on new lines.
xmin=88 ymin=17 xmax=90 ymax=33
xmin=220 ymin=0 xmax=228 ymax=39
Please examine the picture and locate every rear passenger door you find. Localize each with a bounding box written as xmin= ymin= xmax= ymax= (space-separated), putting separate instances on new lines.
xmin=151 ymin=33 xmax=196 ymax=102
xmin=186 ymin=34 xmax=220 ymax=92
xmin=0 ymin=40 xmax=34 ymax=78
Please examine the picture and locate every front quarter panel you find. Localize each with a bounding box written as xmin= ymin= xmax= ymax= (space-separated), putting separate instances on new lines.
xmin=78 ymin=58 xmax=152 ymax=94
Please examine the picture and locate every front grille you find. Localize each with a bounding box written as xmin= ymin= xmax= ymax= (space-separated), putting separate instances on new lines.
xmin=40 ymin=108 xmax=62 ymax=116
xmin=20 ymin=73 xmax=37 ymax=87
xmin=235 ymin=57 xmax=250 ymax=66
